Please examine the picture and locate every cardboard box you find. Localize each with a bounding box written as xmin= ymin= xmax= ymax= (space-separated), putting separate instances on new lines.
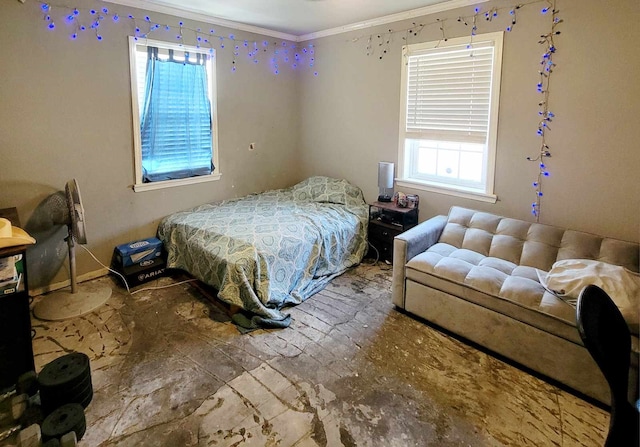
xmin=111 ymin=256 xmax=167 ymax=288
xmin=114 ymin=238 xmax=163 ymax=267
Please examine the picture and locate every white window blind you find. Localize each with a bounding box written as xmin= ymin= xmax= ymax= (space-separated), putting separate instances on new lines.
xmin=406 ymin=42 xmax=494 ymax=144
xmin=398 ymin=32 xmax=503 ymax=201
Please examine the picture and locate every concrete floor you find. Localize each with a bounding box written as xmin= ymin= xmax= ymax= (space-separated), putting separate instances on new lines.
xmin=29 ymin=263 xmax=608 ymax=446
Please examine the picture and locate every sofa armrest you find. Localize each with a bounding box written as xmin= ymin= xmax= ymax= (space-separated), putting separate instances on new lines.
xmin=392 ymin=215 xmax=447 ymax=308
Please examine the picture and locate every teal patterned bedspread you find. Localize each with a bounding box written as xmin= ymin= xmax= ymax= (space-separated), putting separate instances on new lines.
xmin=157 ymin=177 xmax=368 ymax=321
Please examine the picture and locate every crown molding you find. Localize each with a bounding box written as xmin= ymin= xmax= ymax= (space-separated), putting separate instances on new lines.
xmin=102 ymin=0 xmax=490 ymax=43
xmin=101 ymin=0 xmax=299 ymax=41
xmin=298 ymin=0 xmax=490 ymax=41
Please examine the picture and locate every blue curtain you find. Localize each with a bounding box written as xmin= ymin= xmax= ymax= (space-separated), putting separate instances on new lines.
xmin=140 ymin=47 xmax=214 ymax=182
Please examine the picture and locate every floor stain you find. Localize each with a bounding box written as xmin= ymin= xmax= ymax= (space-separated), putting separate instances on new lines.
xmin=23 ymin=264 xmax=608 ymax=447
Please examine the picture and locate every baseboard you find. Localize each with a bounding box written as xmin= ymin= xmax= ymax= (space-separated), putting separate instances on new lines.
xmin=29 ymin=268 xmax=109 ymax=297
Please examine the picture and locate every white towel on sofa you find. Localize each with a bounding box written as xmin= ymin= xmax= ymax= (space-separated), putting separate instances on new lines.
xmin=537 ymin=259 xmax=640 ymax=330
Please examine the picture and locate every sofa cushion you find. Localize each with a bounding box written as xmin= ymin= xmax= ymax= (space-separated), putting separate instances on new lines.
xmin=558 ymin=231 xmax=640 ymax=273
xmin=406 ymin=244 xmax=581 ymax=344
xmin=439 ymin=207 xmax=566 ymax=271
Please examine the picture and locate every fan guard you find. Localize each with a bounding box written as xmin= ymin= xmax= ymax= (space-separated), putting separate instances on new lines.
xmin=66 ymin=179 xmax=86 ymax=244
xmin=33 ymin=179 xmax=111 ymax=321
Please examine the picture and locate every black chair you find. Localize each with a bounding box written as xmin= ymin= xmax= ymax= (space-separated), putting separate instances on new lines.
xmin=576 ymin=284 xmax=639 ymax=447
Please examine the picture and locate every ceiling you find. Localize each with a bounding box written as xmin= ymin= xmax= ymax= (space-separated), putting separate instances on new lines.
xmin=103 ymin=0 xmax=483 ymax=39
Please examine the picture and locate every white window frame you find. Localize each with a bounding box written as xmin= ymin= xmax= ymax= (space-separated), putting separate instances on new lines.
xmin=397 ymin=32 xmax=503 ymax=203
xmin=128 ymin=37 xmax=220 ymax=192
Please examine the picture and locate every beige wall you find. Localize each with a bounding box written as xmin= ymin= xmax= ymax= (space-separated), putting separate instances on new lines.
xmin=298 ymin=0 xmax=640 ymax=243
xmin=1 ymin=0 xmax=639 ymax=290
xmin=0 ymin=0 xmax=301 ymax=288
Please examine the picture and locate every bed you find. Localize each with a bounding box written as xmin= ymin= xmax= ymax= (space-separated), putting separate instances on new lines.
xmin=157 ymin=176 xmax=369 ymax=327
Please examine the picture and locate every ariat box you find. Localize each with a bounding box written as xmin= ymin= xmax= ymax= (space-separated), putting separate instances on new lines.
xmin=114 ymin=257 xmax=167 ymax=288
xmin=114 ymin=237 xmax=163 ymax=267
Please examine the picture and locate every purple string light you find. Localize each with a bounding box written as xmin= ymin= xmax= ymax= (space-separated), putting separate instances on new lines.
xmin=31 ymin=1 xmax=318 ymax=76
xmin=528 ymin=0 xmax=561 ymax=221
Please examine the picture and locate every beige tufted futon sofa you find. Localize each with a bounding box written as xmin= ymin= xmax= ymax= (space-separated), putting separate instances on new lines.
xmin=392 ymin=206 xmax=639 ymax=404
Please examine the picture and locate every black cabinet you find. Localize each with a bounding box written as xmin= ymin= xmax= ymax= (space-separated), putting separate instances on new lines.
xmin=368 ymin=201 xmax=418 ymax=263
xmin=0 ymin=213 xmax=35 ymax=391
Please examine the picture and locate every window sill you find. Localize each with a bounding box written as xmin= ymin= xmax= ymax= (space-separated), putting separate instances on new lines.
xmin=396 ymin=179 xmax=497 ymax=203
xmin=133 ymin=173 xmax=221 ymax=192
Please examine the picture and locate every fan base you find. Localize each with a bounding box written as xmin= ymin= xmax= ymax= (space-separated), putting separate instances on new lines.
xmin=34 ymin=282 xmax=112 ymax=321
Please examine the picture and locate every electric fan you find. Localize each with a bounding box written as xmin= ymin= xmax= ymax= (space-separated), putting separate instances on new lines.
xmin=33 ymin=179 xmax=112 ymax=321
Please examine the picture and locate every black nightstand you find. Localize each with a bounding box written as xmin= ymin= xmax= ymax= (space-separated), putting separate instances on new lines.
xmin=368 ymin=201 xmax=418 ymax=263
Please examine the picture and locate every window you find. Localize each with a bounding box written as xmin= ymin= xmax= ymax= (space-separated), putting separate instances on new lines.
xmin=129 ymin=37 xmax=219 ymax=192
xmin=398 ymin=32 xmax=503 ymax=202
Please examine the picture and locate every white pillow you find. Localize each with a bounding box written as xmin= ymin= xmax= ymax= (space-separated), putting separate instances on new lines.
xmin=537 ymin=259 xmax=640 ymax=332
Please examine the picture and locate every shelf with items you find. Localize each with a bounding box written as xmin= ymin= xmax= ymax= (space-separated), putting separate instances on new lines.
xmin=0 ymin=254 xmax=25 ymax=296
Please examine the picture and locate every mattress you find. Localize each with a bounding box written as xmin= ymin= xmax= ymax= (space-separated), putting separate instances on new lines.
xmin=157 ymin=176 xmax=368 ymax=322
